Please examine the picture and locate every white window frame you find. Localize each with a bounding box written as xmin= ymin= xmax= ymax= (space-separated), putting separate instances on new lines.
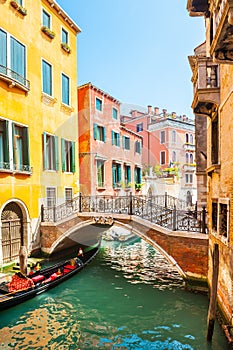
xmin=46 ymin=186 xmax=56 ymax=208
xmin=42 ymin=7 xmax=52 ymax=30
xmin=95 ymin=97 xmax=103 ymax=112
xmin=41 ymin=58 xmax=53 ymax=97
xmin=61 ymin=27 xmax=69 ymax=44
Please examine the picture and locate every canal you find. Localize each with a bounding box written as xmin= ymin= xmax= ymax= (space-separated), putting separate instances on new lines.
xmin=0 ymin=237 xmax=229 ymax=349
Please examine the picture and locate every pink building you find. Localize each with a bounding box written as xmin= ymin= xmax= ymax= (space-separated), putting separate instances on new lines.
xmin=121 ymin=105 xmax=197 ymax=205
xmin=78 ymin=83 xmax=143 ymax=196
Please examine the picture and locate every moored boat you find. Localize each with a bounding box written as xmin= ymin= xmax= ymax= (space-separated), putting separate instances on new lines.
xmin=0 ymin=242 xmax=100 ymax=311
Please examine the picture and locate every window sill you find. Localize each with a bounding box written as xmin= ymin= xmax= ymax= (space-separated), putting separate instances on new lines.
xmin=10 ymin=1 xmax=27 ymax=16
xmin=0 ymin=166 xmax=32 ymax=175
xmin=41 ymin=26 xmax=55 ymax=39
xmin=61 ymin=43 xmax=71 ymax=54
xmin=61 ymin=103 xmax=74 ymax=114
xmin=41 ymin=93 xmax=57 ymax=106
xmin=206 ymin=164 xmax=221 ymax=176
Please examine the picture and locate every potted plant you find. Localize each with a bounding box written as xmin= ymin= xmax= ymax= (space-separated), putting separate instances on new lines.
xmin=10 ymin=0 xmax=27 ymax=15
xmin=61 ymin=43 xmax=71 ymax=53
xmin=41 ymin=26 xmax=55 ymax=39
xmin=10 ymin=0 xmax=18 ymax=9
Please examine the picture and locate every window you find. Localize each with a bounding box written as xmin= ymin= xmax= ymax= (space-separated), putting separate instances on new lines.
xmin=62 ymin=73 xmax=70 ymax=105
xmin=13 ymin=124 xmax=30 ymax=171
xmin=134 ymin=167 xmax=142 ymax=184
xmin=135 ymin=140 xmax=141 ymax=154
xmin=186 ymin=153 xmax=189 ymax=163
xmin=112 ymin=162 xmax=121 ymax=188
xmin=97 ymin=160 xmax=105 ymax=187
xmin=43 ymin=132 xmax=59 ymax=171
xmin=160 ymin=151 xmax=166 ymax=165
xmin=123 ymin=136 xmax=130 ymax=150
xmin=0 ymin=29 xmax=27 ymax=88
xmin=172 ymin=151 xmax=176 ymax=162
xmin=65 ymin=187 xmax=73 ymax=204
xmin=136 ymin=123 xmax=143 ymax=132
xmin=112 ymin=108 xmax=118 ymax=120
xmin=17 ymin=0 xmax=23 ymax=5
xmin=185 ymin=174 xmax=193 ymax=184
xmin=190 ymin=153 xmax=194 ymax=163
xmin=42 ymin=59 xmax=52 ymax=96
xmin=185 ymin=133 xmax=189 ymax=143
xmin=42 ymin=9 xmax=51 ymax=29
xmin=46 ymin=187 xmax=56 ymax=208
xmin=190 ymin=174 xmax=193 ymax=183
xmin=0 ymin=120 xmax=9 ymax=170
xmin=219 ymin=203 xmax=228 ymax=238
xmin=185 ymin=174 xmax=189 ymax=184
xmin=94 ymin=124 xmax=106 ymax=142
xmin=211 ymin=114 xmax=219 ymax=164
xmin=160 ymin=130 xmax=165 ymax=144
xmin=112 ymin=131 xmax=120 ymax=146
xmin=212 ymin=202 xmax=218 ymax=231
xmin=95 ymin=98 xmax=102 ymax=111
xmin=190 ymin=134 xmax=193 ymax=144
xmin=62 ymin=28 xmax=68 ymax=44
xmin=124 ymin=165 xmax=131 ymax=186
xmin=172 ymin=130 xmax=176 ymax=143
xmin=61 ymin=139 xmax=75 ymax=173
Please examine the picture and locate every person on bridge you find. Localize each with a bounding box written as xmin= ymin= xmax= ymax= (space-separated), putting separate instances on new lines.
xmin=78 ymin=247 xmax=83 ymax=257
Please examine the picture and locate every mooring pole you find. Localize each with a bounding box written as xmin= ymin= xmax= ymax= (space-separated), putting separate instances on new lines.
xmin=207 ymin=243 xmax=219 ymax=342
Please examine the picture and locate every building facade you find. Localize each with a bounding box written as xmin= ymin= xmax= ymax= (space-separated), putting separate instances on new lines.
xmin=187 ymin=0 xmax=233 ymax=328
xmin=78 ymin=83 xmax=143 ymax=196
xmin=121 ymin=105 xmax=197 ymax=205
xmin=0 ymin=0 xmax=80 ymax=263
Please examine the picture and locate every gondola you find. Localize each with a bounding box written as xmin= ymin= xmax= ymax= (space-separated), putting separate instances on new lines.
xmin=0 ymin=242 xmax=100 ymax=311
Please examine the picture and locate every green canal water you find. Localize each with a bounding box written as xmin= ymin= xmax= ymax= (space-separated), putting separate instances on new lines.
xmin=0 ymin=238 xmax=229 ymax=350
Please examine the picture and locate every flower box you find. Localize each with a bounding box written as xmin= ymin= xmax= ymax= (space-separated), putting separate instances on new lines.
xmin=61 ymin=43 xmax=71 ymax=53
xmin=41 ymin=26 xmax=55 ymax=39
xmin=10 ymin=0 xmax=27 ymax=15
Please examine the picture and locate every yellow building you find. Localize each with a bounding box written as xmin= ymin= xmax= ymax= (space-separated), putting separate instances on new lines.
xmin=0 ymin=0 xmax=81 ymax=264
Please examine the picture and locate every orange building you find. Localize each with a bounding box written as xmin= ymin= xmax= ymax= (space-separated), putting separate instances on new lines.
xmin=78 ymin=83 xmax=143 ymax=196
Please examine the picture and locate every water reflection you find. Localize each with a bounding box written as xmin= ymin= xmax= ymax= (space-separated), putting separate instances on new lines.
xmin=103 ymin=239 xmax=184 ymax=290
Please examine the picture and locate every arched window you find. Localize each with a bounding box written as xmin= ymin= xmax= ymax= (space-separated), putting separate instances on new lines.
xmin=190 ymin=134 xmax=193 ymax=144
xmin=186 ymin=153 xmax=189 ymax=163
xmin=172 ymin=130 xmax=176 ymax=143
xmin=185 ymin=133 xmax=189 ymax=143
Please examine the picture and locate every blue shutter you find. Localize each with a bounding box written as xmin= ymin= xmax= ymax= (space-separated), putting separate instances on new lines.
xmin=10 ymin=37 xmax=25 ymax=82
xmin=0 ymin=29 xmax=7 ymax=74
xmin=22 ymin=127 xmax=30 ymax=169
xmin=42 ymin=60 xmax=52 ymax=96
xmin=122 ymin=136 xmax=125 ymax=149
xmin=117 ymin=164 xmax=121 ymax=183
xmin=139 ymin=168 xmax=142 ymax=183
xmin=112 ymin=163 xmax=116 ymax=187
xmin=103 ymin=127 xmax=106 ymax=142
xmin=128 ymin=166 xmax=131 ymax=183
xmin=117 ymin=133 xmax=120 ymax=147
xmin=111 ymin=130 xmax=114 ymax=145
xmin=94 ymin=123 xmax=97 ymax=140
xmin=62 ymin=73 xmax=69 ymax=105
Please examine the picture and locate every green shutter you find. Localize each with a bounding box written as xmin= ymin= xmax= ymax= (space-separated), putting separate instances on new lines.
xmin=117 ymin=164 xmax=121 ymax=182
xmin=139 ymin=168 xmax=142 ymax=183
xmin=128 ymin=166 xmax=131 ymax=183
xmin=112 ymin=163 xmax=116 ymax=187
xmin=103 ymin=127 xmax=106 ymax=142
xmin=43 ymin=132 xmax=47 ymax=170
xmin=112 ymin=130 xmax=114 ymax=145
xmin=122 ymin=136 xmax=125 ymax=149
xmin=61 ymin=138 xmax=65 ymax=172
xmin=55 ymin=136 xmax=59 ymax=171
xmin=22 ymin=127 xmax=30 ymax=169
xmin=117 ymin=133 xmax=120 ymax=147
xmin=12 ymin=123 xmax=16 ymax=167
xmin=94 ymin=123 xmax=97 ymax=140
xmin=71 ymin=141 xmax=75 ymax=173
xmin=4 ymin=121 xmax=9 ymax=165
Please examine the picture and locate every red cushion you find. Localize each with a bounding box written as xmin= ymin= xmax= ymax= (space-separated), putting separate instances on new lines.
xmin=64 ymin=264 xmax=76 ymax=270
xmin=32 ymin=275 xmax=44 ymax=283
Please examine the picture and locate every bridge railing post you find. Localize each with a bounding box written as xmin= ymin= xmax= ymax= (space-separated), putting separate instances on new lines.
xmin=41 ymin=204 xmax=44 ymax=222
xmin=201 ymin=206 xmax=206 ymax=233
xmin=129 ymin=192 xmax=133 ymax=215
xmin=172 ymin=205 xmax=177 ymax=231
xmin=53 ymin=206 xmax=56 ymax=222
xmin=79 ymin=192 xmax=82 ymax=213
xmin=165 ymin=191 xmax=167 ymax=208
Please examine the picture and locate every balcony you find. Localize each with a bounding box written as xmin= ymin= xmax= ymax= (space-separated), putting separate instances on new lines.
xmin=188 ymin=44 xmax=220 ymax=117
xmin=184 ymin=143 xmax=195 ymax=151
xmin=183 ymin=163 xmax=196 ymax=172
xmin=209 ymin=0 xmax=233 ymax=63
xmin=0 ymin=65 xmax=30 ymax=92
xmin=186 ymin=0 xmax=209 ymax=16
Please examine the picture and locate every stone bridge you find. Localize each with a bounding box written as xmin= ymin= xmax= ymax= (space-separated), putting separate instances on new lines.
xmin=39 ymin=194 xmax=208 ymax=282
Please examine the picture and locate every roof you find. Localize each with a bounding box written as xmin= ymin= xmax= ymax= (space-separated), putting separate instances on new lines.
xmin=78 ymin=82 xmax=121 ymax=105
xmin=120 ymin=103 xmax=147 ymax=116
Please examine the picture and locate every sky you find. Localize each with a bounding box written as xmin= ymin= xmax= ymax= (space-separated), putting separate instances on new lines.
xmin=56 ymin=0 xmax=205 ymax=118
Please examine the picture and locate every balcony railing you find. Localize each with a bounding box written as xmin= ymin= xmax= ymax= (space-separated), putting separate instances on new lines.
xmin=0 ymin=65 xmax=30 ymax=91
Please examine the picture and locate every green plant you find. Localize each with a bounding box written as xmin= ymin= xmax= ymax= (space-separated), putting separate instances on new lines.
xmin=41 ymin=26 xmax=55 ymax=39
xmin=135 ymin=183 xmax=142 ymax=191
xmin=61 ymin=42 xmax=71 ymax=53
xmin=10 ymin=0 xmax=27 ymax=15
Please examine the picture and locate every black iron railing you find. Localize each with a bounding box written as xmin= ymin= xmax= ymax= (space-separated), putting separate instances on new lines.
xmin=41 ymin=193 xmax=207 ymax=234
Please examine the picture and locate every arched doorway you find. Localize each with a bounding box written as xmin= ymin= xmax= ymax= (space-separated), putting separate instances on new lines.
xmin=1 ymin=202 xmax=24 ymax=263
xmin=186 ymin=191 xmax=192 ymax=207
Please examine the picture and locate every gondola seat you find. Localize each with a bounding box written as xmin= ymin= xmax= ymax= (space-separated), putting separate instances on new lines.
xmin=63 ymin=265 xmax=76 ymax=274
xmin=31 ymin=275 xmax=45 ymax=283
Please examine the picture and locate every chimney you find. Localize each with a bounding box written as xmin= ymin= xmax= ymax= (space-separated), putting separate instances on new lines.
xmin=182 ymin=114 xmax=186 ymax=121
xmin=131 ymin=110 xmax=137 ymax=118
xmin=147 ymin=105 xmax=152 ymax=115
xmin=162 ymin=109 xmax=167 ymax=117
xmin=154 ymin=107 xmax=159 ymax=115
xmin=172 ymin=112 xmax=176 ymax=119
